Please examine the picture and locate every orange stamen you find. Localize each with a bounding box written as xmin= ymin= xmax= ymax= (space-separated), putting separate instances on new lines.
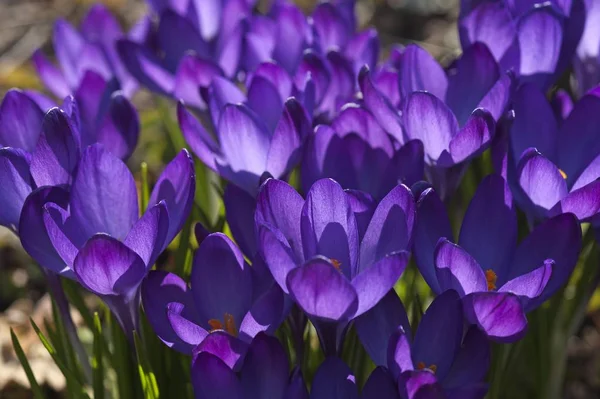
xmin=331 ymin=258 xmax=342 ymax=271
xmin=208 ymin=313 xmax=238 ymax=336
xmin=417 ymin=361 xmax=426 ymax=370
xmin=417 ymin=361 xmax=437 ymax=373
xmin=559 ymin=169 xmax=567 ymax=179
xmin=208 ymin=319 xmax=223 ymax=331
xmin=485 ymin=269 xmax=497 ymax=291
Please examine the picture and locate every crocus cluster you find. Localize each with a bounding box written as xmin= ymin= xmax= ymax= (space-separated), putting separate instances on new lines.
xmin=2 ymin=0 xmax=599 ymax=398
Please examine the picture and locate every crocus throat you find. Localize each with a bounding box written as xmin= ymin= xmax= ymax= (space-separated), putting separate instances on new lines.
xmin=330 ymin=258 xmax=342 ymax=272
xmin=208 ymin=313 xmax=238 ymax=336
xmin=417 ymin=361 xmax=437 ymax=374
xmin=485 ymin=269 xmax=497 ymax=291
xmin=559 ymin=169 xmax=567 ymax=179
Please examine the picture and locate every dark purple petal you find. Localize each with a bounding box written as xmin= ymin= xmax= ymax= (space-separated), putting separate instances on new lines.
xmin=346 ymin=189 xmax=376 ymax=241
xmin=301 ymin=178 xmax=359 ymax=278
xmin=117 ymin=39 xmax=175 ymax=94
xmin=191 ymin=233 xmax=253 ymax=330
xmin=30 ymin=108 xmax=80 ymax=187
xmin=224 ymin=183 xmax=258 ymax=258
xmin=166 ymin=302 xmax=208 ymax=348
xmin=352 ymin=251 xmax=409 ymax=317
xmin=477 ymin=71 xmax=513 ymax=121
xmin=71 ymin=144 xmax=138 ymax=240
xmin=157 ymin=10 xmax=209 ymax=71
xmin=372 ymin=68 xmax=400 ymax=108
xmin=458 ymin=174 xmax=516 ymax=278
xmin=177 ymin=101 xmax=222 ymax=171
xmin=446 ymin=43 xmax=499 ymax=126
xmin=0 ymin=148 xmax=33 ymax=229
xmin=310 ymin=357 xmax=358 ymax=399
xmin=312 ymin=3 xmax=351 ymax=51
xmin=0 ymin=89 xmax=44 ymax=152
xmin=43 ymin=203 xmax=83 ymax=268
xmin=413 ymin=187 xmax=453 ymax=294
xmin=434 ymin=239 xmax=486 ymax=296
xmin=239 ymin=284 xmax=285 ymax=340
xmin=286 ymin=368 xmax=309 ymax=399
xmin=318 ymin=51 xmax=354 ymax=118
xmin=148 ymin=149 xmax=195 ymax=244
xmin=295 ymin=51 xmax=331 ymax=111
xmin=412 ymin=290 xmax=463 ymax=380
xmin=381 ymin=140 xmax=425 ymax=194
xmin=124 ymin=202 xmax=169 ymax=268
xmin=240 ymin=333 xmax=289 ymax=398
xmin=257 ymin=224 xmax=298 ymax=294
xmin=32 ymin=51 xmax=71 ymax=99
xmin=286 ymin=257 xmax=358 ymax=321
xmin=72 ymin=71 xmax=106 ymax=147
xmin=439 ymin=109 xmax=495 ymax=167
xmin=193 ymin=330 xmax=248 ymax=371
xmin=552 ymin=89 xmax=574 ymax=121
xmin=141 ymin=270 xmax=200 ymax=354
xmin=517 ymin=148 xmax=567 ymax=213
xmin=191 ymin=352 xmax=243 ymax=399
xmin=443 ymin=327 xmax=490 ymax=389
xmin=403 ymin=91 xmax=457 ymax=163
xmin=331 ymin=105 xmax=394 ymax=156
xmin=398 ymin=45 xmax=448 ymax=102
xmin=97 ymin=92 xmax=139 ymax=160
xmin=174 ymin=55 xmax=222 ymax=110
xmin=387 ymin=326 xmax=414 ymax=378
xmin=361 ymin=367 xmax=401 ymax=399
xmin=359 ymin=184 xmax=415 ymax=268
xmin=19 ymin=186 xmax=73 ymax=277
xmin=74 ymin=234 xmax=146 ymax=296
xmin=247 ymin=76 xmax=284 ymax=133
xmin=271 ymin=3 xmax=309 ymax=74
xmin=570 ymin=152 xmax=600 ymax=191
xmin=355 ymin=290 xmax=411 ymax=367
xmin=463 ymin=292 xmax=527 ymax=343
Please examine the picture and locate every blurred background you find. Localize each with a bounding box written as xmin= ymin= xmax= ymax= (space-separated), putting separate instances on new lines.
xmin=0 ymin=1 xmax=598 ymax=398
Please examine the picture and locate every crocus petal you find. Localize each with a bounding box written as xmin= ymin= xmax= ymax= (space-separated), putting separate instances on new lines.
xmin=174 ymin=55 xmax=223 ymax=110
xmin=499 ymin=259 xmax=553 ymax=310
xmin=157 ymin=10 xmax=209 ymax=71
xmin=439 ymin=109 xmax=495 ymax=167
xmin=224 ymin=184 xmax=258 ymax=258
xmin=361 ymin=367 xmax=401 ymax=399
xmin=443 ymin=327 xmax=490 ymax=389
xmin=117 ymin=39 xmax=175 ymax=94
xmin=477 ymin=71 xmax=513 ymax=121
xmin=19 ymin=186 xmax=73 ymax=277
xmin=0 ymin=148 xmax=33 ymax=229
xmin=345 ymin=28 xmax=380 ymax=75
xmin=517 ymin=148 xmax=568 ymax=213
xmin=124 ymin=201 xmax=169 ymax=268
xmin=301 ymin=178 xmax=359 ymax=277
xmin=286 ymin=257 xmax=358 ymax=321
xmin=74 ymin=234 xmax=146 ymax=297
xmin=387 ymin=326 xmax=414 ymax=378
xmin=295 ymin=51 xmax=331 ymax=110
xmin=167 ymin=302 xmax=208 ymax=348
xmin=413 ymin=187 xmax=453 ymax=293
xmin=148 ymin=149 xmax=195 ymax=244
xmin=271 ymin=3 xmax=309 ymax=74
xmin=355 ymin=290 xmax=411 ymax=367
xmin=358 ymin=66 xmax=404 ymax=143
xmin=32 ymin=51 xmax=71 ymax=99
xmin=346 ymin=189 xmax=376 ymax=241
xmin=191 ymin=233 xmax=253 ymax=329
xmin=403 ymin=91 xmax=457 ymax=163
xmin=517 ymin=6 xmax=563 ymax=88
xmin=318 ymin=51 xmax=354 ymax=118
xmin=257 ymin=224 xmax=298 ymax=294
xmin=193 ymin=331 xmax=248 ymax=371
xmin=312 ymin=3 xmax=350 ymax=51
xmin=458 ymin=174 xmax=516 ymax=277
xmin=550 ymin=178 xmax=600 ymax=221
xmin=398 ymin=45 xmax=448 ymax=102
xmin=141 ymin=270 xmax=201 ymax=354
xmin=0 ymin=89 xmax=44 ymax=152
xmin=53 ymin=19 xmax=85 ymax=87
xmin=177 ymin=101 xmax=222 ymax=171
xmin=446 ymin=43 xmax=499 ymax=126
xmin=239 ymin=284 xmax=285 ymax=341
xmin=398 ymin=370 xmax=445 ymax=399
xmin=552 ymin=89 xmax=574 ymax=121
xmin=434 ymin=239 xmax=487 ymax=296
xmin=240 ymin=333 xmax=289 ymax=399
xmin=72 ymin=70 xmax=106 ymax=147
xmin=71 ymin=145 xmax=138 ymax=240
xmin=43 ymin=203 xmax=83 ymax=267
xmin=191 ymin=352 xmax=243 ymax=399
xmin=286 ymin=368 xmax=309 ymax=399
xmin=96 ymin=92 xmax=140 ymax=160
xmin=412 ymin=290 xmax=463 ymax=380
xmin=381 ymin=140 xmax=425 ymax=194
xmin=331 ymin=104 xmax=394 ymax=155
xmin=463 ymin=291 xmax=527 ymax=343
xmin=208 ymin=76 xmax=247 ymax=127
xmin=352 ymin=251 xmax=409 ymax=317
xmin=247 ymin=75 xmax=284 ymax=133
xmin=30 ymin=108 xmax=80 ymax=187
xmin=310 ymin=357 xmax=358 ymax=399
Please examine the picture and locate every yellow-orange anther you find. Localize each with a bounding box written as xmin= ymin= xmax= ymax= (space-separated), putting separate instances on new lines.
xmin=417 ymin=361 xmax=437 ymax=373
xmin=208 ymin=313 xmax=238 ymax=336
xmin=485 ymin=269 xmax=497 ymax=291
xmin=559 ymin=169 xmax=567 ymax=179
xmin=331 ymin=258 xmax=342 ymax=271
xmin=208 ymin=319 xmax=223 ymax=331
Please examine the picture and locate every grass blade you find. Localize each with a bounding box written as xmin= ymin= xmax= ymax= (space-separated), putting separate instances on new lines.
xmin=10 ymin=329 xmax=46 ymax=399
xmin=92 ymin=313 xmax=105 ymax=399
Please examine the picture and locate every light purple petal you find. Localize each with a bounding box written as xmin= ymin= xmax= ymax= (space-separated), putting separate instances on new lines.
xmin=387 ymin=326 xmax=414 ymax=379
xmin=239 ymin=284 xmax=285 ymax=340
xmin=499 ymin=259 xmax=553 ymax=304
xmin=32 ymin=51 xmax=71 ymax=99
xmin=193 ymin=330 xmax=248 ymax=371
xmin=174 ymin=55 xmax=223 ymax=110
xmin=97 ymin=92 xmax=140 ymax=160
xmin=312 ymin=3 xmax=351 ymax=51
xmin=434 ymin=239 xmax=487 ymax=296
xmin=398 ymin=45 xmax=448 ymax=102
xmin=124 ymin=201 xmax=169 ymax=268
xmin=257 ymin=224 xmax=299 ymax=294
xmin=0 ymin=89 xmax=44 ymax=152
xmin=550 ymin=179 xmax=600 ymax=221
xmin=0 ymin=148 xmax=33 ymax=229
xmin=43 ymin=203 xmax=84 ymax=267
xmin=440 ymin=108 xmax=495 ymax=167
xmin=177 ymin=101 xmax=222 ymax=171
xmin=517 ymin=148 xmax=567 ymax=213
xmin=116 ymin=39 xmax=175 ymax=94
xmin=463 ymin=292 xmax=527 ymax=343
xmin=167 ymin=302 xmax=208 ymax=349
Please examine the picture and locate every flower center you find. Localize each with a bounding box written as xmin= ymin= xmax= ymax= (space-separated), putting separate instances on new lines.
xmin=559 ymin=169 xmax=567 ymax=179
xmin=416 ymin=361 xmax=437 ymax=373
xmin=485 ymin=269 xmax=497 ymax=291
xmin=208 ymin=313 xmax=237 ymax=336
xmin=330 ymin=258 xmax=342 ymax=272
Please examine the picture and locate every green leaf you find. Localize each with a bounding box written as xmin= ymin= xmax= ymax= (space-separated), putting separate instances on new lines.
xmin=140 ymin=162 xmax=150 ymax=214
xmin=134 ymin=332 xmax=160 ymax=399
xmin=10 ymin=328 xmax=46 ymax=399
xmin=92 ymin=313 xmax=105 ymax=399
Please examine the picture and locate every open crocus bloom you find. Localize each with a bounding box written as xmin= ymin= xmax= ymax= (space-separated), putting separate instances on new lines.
xmin=18 ymin=145 xmax=195 ymax=334
xmin=357 ymin=291 xmax=489 ymax=399
xmin=256 ymin=178 xmax=413 ymax=355
xmin=459 ymin=0 xmax=585 ymax=89
xmin=142 ymin=233 xmax=286 ymax=355
xmin=302 ymin=104 xmax=424 ymax=201
xmin=0 ymin=90 xmax=138 ymax=232
xmin=33 ymin=4 xmax=138 ymax=98
xmin=507 ymin=83 xmax=600 ymax=222
xmin=413 ymin=174 xmax=581 ymax=342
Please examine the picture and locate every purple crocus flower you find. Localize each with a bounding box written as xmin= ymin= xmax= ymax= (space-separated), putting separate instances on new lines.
xmin=141 ymin=232 xmax=286 ymax=354
xmin=574 ymin=0 xmax=600 ymax=96
xmin=33 ymin=4 xmax=138 ymax=98
xmin=0 ymin=90 xmax=138 ymax=232
xmin=191 ymin=332 xmax=308 ymax=399
xmin=302 ymin=104 xmax=424 ymax=200
xmin=18 ymin=145 xmax=195 ymax=334
xmin=358 ymin=291 xmax=489 ymax=399
xmin=256 ymin=178 xmax=413 ymax=355
xmin=413 ymin=175 xmax=582 ymax=341
xmin=459 ymin=0 xmax=585 ymax=89
xmin=310 ymin=357 xmax=358 ymax=399
xmin=506 ymin=83 xmax=600 ymax=222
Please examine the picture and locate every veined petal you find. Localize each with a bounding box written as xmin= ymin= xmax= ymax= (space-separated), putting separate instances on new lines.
xmin=499 ymin=259 xmax=553 ymax=310
xmin=124 ymin=201 xmax=169 ymax=268
xmin=434 ymin=239 xmax=487 ymax=296
xmin=440 ymin=108 xmax=495 ymax=167
xmin=517 ymin=148 xmax=568 ymax=213
xmin=271 ymin=3 xmax=309 ymax=74
xmin=0 ymin=148 xmax=33 ymax=229
xmin=239 ymin=284 xmax=285 ymax=341
xmin=96 ymin=92 xmax=140 ymax=160
xmin=0 ymin=89 xmax=44 ymax=152
xmin=550 ymin=179 xmax=600 ymax=221
xmin=193 ymin=330 xmax=248 ymax=371
xmin=398 ymin=45 xmax=448 ymax=102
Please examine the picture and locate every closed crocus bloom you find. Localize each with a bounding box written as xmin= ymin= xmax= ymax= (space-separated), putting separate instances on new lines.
xmin=18 ymin=145 xmax=195 ymax=334
xmin=141 ymin=233 xmax=286 ymax=355
xmin=506 ymin=84 xmax=600 ymax=222
xmin=459 ymin=0 xmax=585 ymax=89
xmin=256 ymin=178 xmax=413 ymax=355
xmin=191 ymin=333 xmax=308 ymax=399
xmin=33 ymin=4 xmax=138 ymax=98
xmin=302 ymin=104 xmax=424 ymax=200
xmin=413 ymin=175 xmax=582 ymax=342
